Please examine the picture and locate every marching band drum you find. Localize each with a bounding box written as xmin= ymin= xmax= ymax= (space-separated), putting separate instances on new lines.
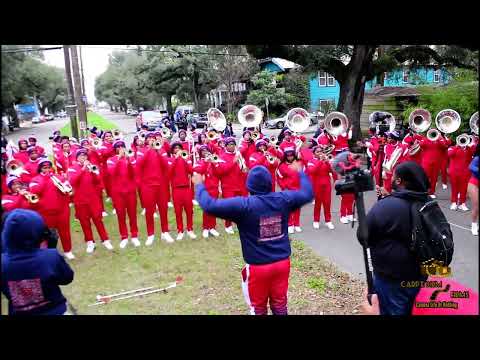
xmin=2 ymin=106 xmax=478 ymax=258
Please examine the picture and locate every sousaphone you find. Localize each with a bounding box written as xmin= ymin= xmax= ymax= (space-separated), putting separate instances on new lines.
xmin=237 ymin=105 xmax=263 ymax=129
xmin=207 ymin=108 xmax=227 ymax=132
xmin=324 ymin=111 xmax=349 ymax=137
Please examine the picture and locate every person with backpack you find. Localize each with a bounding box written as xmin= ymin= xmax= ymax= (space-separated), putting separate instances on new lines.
xmin=364 ymin=161 xmax=453 ymax=315
xmin=1 ymin=209 xmax=74 ymax=315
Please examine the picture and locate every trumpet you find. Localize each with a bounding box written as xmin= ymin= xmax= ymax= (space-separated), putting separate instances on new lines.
xmin=265 ymin=152 xmax=276 ymax=165
xmin=86 ymin=163 xmax=99 ymax=174
xmin=21 ymin=191 xmax=40 ymax=204
xmin=91 ymin=138 xmax=102 ymax=148
xmin=153 ymin=141 xmax=163 ymax=150
xmin=113 ymin=129 xmax=123 ymax=139
xmin=235 ymin=148 xmax=247 ymax=172
xmin=207 ymin=130 xmax=218 ymax=141
xmin=251 ymin=131 xmax=260 ymax=141
xmin=51 ymin=175 xmax=73 ymax=195
xmin=456 ymin=133 xmax=470 ymax=147
xmin=161 ymin=127 xmax=172 ymax=139
xmin=7 ymin=162 xmax=22 ymax=174
xmin=126 ymin=149 xmax=135 ymax=157
xmin=178 ymin=150 xmax=190 ymax=160
xmin=139 ymin=132 xmax=147 ymax=140
xmin=269 ymin=135 xmax=277 ymax=145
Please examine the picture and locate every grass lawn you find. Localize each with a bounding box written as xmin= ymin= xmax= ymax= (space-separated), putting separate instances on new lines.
xmin=60 ymin=112 xmax=118 ymax=137
xmin=1 ymin=198 xmax=364 ymax=315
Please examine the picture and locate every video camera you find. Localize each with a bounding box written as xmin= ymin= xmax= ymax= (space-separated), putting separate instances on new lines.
xmin=332 ymin=151 xmax=374 ymax=195
xmin=371 ymin=112 xmax=392 ymax=136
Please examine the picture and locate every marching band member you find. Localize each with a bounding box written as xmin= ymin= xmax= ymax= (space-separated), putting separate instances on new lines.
xmin=213 ymin=137 xmax=248 ymax=235
xmin=447 ymin=139 xmax=475 ymax=211
xmin=468 ymin=151 xmax=479 ymax=236
xmin=98 ymin=131 xmax=115 ymax=203
xmin=54 ymin=140 xmax=75 ymax=175
xmin=306 ymin=146 xmax=335 ymax=230
xmin=106 ymin=141 xmax=140 ymax=248
xmin=239 ymin=130 xmax=256 ymax=168
xmin=29 ymin=159 xmax=74 ymax=260
xmin=19 ymin=146 xmax=42 ymax=184
xmin=331 ymin=127 xmax=352 ymax=154
xmin=169 ymin=142 xmax=196 ymax=240
xmin=277 ymin=147 xmax=303 ymax=233
xmin=193 ymin=145 xmax=220 ymax=238
xmin=401 ymin=129 xmax=424 ymax=165
xmin=27 ymin=136 xmax=45 ymax=156
xmin=154 ymin=130 xmax=173 ymax=209
xmin=68 ymin=149 xmax=113 ymax=253
xmin=177 ymin=129 xmax=191 ymax=152
xmin=382 ymin=131 xmax=402 ymax=194
xmin=420 ymin=133 xmax=451 ymax=198
xmin=136 ymin=133 xmax=174 ymax=245
xmin=249 ymin=139 xmax=279 ymax=192
xmin=279 ymin=130 xmax=296 ymax=153
xmin=13 ymin=138 xmax=29 ymax=164
xmin=1 ymin=176 xmax=31 ymax=212
xmin=297 ymin=136 xmax=313 ymax=167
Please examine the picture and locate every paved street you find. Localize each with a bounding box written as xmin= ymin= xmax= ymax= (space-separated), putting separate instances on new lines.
xmin=6 ymin=110 xmax=478 ymax=292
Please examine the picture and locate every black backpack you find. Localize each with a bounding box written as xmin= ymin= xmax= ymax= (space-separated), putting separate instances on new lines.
xmin=409 ymin=200 xmax=454 ymax=266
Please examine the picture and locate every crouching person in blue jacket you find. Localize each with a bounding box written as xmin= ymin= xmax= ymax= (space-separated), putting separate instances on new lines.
xmin=193 ymin=164 xmax=314 ymax=315
xmin=1 ymin=209 xmax=74 ymax=315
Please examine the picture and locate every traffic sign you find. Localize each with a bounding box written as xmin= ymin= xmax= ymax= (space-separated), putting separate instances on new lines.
xmin=79 ymin=121 xmax=86 ymax=130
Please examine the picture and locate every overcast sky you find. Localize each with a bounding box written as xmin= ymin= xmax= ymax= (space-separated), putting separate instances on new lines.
xmin=42 ymin=45 xmax=128 ymax=103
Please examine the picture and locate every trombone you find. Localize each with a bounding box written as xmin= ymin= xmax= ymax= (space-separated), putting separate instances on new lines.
xmin=20 ymin=190 xmax=39 ymax=204
xmin=51 ymin=175 xmax=73 ymax=195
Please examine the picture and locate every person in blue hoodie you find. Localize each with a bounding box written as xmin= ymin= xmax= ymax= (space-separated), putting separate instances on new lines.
xmin=1 ymin=209 xmax=74 ymax=315
xmin=193 ymin=164 xmax=314 ymax=315
xmin=363 ymin=161 xmax=431 ymax=315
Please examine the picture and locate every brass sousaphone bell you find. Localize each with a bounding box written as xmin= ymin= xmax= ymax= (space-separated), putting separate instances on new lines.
xmin=207 ymin=108 xmax=227 ymax=132
xmin=324 ymin=111 xmax=349 ymax=137
xmin=285 ymin=107 xmax=310 ymax=134
xmin=435 ymin=109 xmax=461 ymax=135
xmin=237 ymin=105 xmax=263 ymax=129
xmin=470 ymin=112 xmax=479 ymax=136
xmin=408 ymin=109 xmax=431 ymax=133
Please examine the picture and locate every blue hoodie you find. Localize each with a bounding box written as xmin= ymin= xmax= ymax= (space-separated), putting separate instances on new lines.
xmin=1 ymin=209 xmax=74 ymax=315
xmin=470 ymin=156 xmax=479 ymax=180
xmin=196 ymin=166 xmax=314 ymax=265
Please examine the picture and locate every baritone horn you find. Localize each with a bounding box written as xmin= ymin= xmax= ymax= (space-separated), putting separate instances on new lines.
xmin=426 ymin=128 xmax=441 ymax=142
xmin=435 ymin=109 xmax=461 ymax=134
xmin=324 ymin=111 xmax=349 ymax=137
xmin=383 ymin=147 xmax=403 ymax=173
xmin=238 ymin=105 xmax=263 ymax=129
xmin=470 ymin=112 xmax=479 ymax=135
xmin=207 ymin=108 xmax=227 ymax=132
xmin=408 ymin=109 xmax=431 ymax=133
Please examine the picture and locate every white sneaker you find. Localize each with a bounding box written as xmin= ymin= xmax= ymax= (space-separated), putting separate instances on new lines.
xmin=472 ymin=223 xmax=479 ymax=236
xmin=340 ymin=217 xmax=349 ymax=224
xmin=86 ymin=241 xmax=95 ymax=253
xmin=145 ymin=235 xmax=155 ymax=246
xmin=192 ymin=199 xmax=199 ymax=206
xmin=102 ymin=211 xmax=109 ymax=217
xmin=119 ymin=239 xmax=129 ymax=249
xmin=209 ymin=229 xmax=220 ymax=237
xmin=176 ymin=232 xmax=184 ymax=241
xmin=187 ymin=231 xmax=197 ymax=239
xmin=458 ymin=203 xmax=469 ymax=211
xmin=450 ymin=203 xmax=458 ymax=211
xmin=168 ymin=202 xmax=174 ymax=208
xmin=430 ymin=194 xmax=436 ymax=199
xmin=103 ymin=240 xmax=114 ymax=250
xmin=295 ymin=226 xmax=302 ymax=233
xmin=162 ymin=232 xmax=174 ymax=243
xmin=313 ymin=222 xmax=320 ymax=229
xmin=202 ymin=229 xmax=209 ymax=238
xmin=141 ymin=208 xmax=146 ymax=216
xmin=64 ymin=251 xmax=75 ymax=260
xmin=326 ymin=222 xmax=335 ymax=230
xmin=154 ymin=212 xmax=159 ymax=218
xmin=131 ymin=237 xmax=141 ymax=247
xmin=225 ymin=226 xmax=234 ymax=235
xmin=112 ymin=208 xmax=116 ymax=215
xmin=347 ymin=215 xmax=356 ymax=222
xmin=288 ymin=226 xmax=294 ymax=234
xmin=442 ymin=184 xmax=448 ymax=190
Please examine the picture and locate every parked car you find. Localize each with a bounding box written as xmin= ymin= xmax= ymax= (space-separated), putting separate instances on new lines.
xmin=55 ymin=110 xmax=67 ymax=118
xmin=45 ymin=114 xmax=55 ymax=121
xmin=193 ymin=113 xmax=208 ymax=128
xmin=2 ymin=116 xmax=9 ymax=134
xmin=32 ymin=115 xmax=46 ymax=124
xmin=264 ymin=111 xmax=323 ymax=129
xmin=127 ymin=109 xmax=139 ymax=116
xmin=136 ymin=111 xmax=164 ymax=131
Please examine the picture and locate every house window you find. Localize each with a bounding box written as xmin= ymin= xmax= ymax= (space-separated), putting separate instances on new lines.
xmin=318 ymin=71 xmax=326 ymax=87
xmin=403 ymin=69 xmax=409 ymax=83
xmin=434 ymin=69 xmax=441 ymax=82
xmin=384 ymin=72 xmax=388 ymax=81
xmin=327 ymin=73 xmax=335 ymax=86
xmin=319 ymin=99 xmax=335 ymax=113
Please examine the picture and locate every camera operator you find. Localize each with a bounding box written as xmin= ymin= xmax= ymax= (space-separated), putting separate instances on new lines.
xmin=361 ymin=161 xmax=430 ymax=315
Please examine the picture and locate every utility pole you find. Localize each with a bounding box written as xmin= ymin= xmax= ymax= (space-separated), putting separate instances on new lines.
xmin=63 ymin=45 xmax=79 ymax=139
xmin=70 ymin=45 xmax=88 ymax=139
xmin=79 ymin=45 xmax=86 ymax=102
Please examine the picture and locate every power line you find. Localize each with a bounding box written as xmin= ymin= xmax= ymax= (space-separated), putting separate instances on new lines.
xmin=1 ymin=46 xmax=63 ymax=53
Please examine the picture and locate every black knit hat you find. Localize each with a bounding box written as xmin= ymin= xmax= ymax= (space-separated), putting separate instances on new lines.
xmin=394 ymin=161 xmax=430 ymax=193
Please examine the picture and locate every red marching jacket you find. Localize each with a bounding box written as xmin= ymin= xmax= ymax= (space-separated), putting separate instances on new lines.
xmin=168 ymin=155 xmax=193 ymax=188
xmin=2 ymin=193 xmax=31 ymax=212
xmin=193 ymin=159 xmax=220 ymax=193
xmin=106 ymin=155 xmax=138 ymax=194
xmin=332 ymin=131 xmax=351 ymax=152
xmin=54 ymin=151 xmax=75 ymax=174
xmin=420 ymin=137 xmax=450 ymax=166
xmin=239 ymin=140 xmax=256 ymax=168
xmin=28 ymin=173 xmax=70 ymax=215
xmin=402 ymin=133 xmax=424 ymax=164
xmin=20 ymin=159 xmax=41 ymax=184
xmin=276 ymin=162 xmax=300 ymax=191
xmin=448 ymin=146 xmax=475 ymax=175
xmin=214 ymin=151 xmax=246 ymax=193
xmin=67 ymin=162 xmax=103 ymax=207
xmin=306 ymin=158 xmax=333 ymax=186
xmin=135 ymin=147 xmax=169 ymax=187
xmin=13 ymin=150 xmax=29 ymax=165
xmin=298 ymin=148 xmax=314 ymax=167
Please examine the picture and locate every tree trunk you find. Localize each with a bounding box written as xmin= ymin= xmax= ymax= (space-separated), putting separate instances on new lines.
xmin=109 ymin=104 xmax=114 ymax=112
xmin=63 ymin=45 xmax=79 ymax=139
xmin=70 ymin=46 xmax=88 ymax=138
xmin=165 ymin=94 xmax=173 ymax=115
xmin=337 ymin=45 xmax=377 ymax=142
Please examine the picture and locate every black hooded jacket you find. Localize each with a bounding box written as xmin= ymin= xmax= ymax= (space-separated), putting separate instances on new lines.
xmin=363 ymin=189 xmax=430 ymax=281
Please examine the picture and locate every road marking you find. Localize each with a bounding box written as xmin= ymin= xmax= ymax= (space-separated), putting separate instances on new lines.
xmin=449 ymin=222 xmax=472 ymax=232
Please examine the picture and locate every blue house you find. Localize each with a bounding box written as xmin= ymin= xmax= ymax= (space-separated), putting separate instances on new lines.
xmin=259 ymin=58 xmax=451 ymax=112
